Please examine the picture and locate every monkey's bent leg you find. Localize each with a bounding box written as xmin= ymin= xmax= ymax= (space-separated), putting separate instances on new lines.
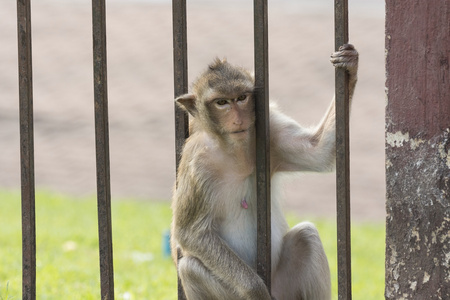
xmin=272 ymin=222 xmax=331 ymax=300
xmin=178 ymin=255 xmax=244 ymax=300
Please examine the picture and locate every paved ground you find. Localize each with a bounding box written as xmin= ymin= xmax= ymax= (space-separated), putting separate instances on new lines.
xmin=0 ymin=0 xmax=386 ymax=221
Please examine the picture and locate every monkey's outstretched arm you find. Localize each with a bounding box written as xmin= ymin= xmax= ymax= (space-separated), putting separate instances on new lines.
xmin=271 ymin=44 xmax=358 ymax=173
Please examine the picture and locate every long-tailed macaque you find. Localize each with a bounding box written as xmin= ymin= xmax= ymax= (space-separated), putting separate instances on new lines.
xmin=171 ymin=44 xmax=358 ymax=300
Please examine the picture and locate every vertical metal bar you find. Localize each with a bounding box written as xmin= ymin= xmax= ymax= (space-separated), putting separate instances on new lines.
xmin=176 ymin=247 xmax=186 ymax=300
xmin=92 ymin=0 xmax=115 ymax=298
xmin=172 ymin=1 xmax=188 ymax=299
xmin=172 ymin=0 xmax=189 ymax=174
xmin=253 ymin=0 xmax=271 ymax=291
xmin=17 ymin=0 xmax=36 ymax=299
xmin=334 ymin=0 xmax=352 ymax=299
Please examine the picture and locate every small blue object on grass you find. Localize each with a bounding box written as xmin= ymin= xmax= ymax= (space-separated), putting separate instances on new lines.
xmin=163 ymin=230 xmax=171 ymax=257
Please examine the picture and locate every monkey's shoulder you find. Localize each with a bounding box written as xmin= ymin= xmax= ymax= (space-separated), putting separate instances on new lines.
xmin=180 ymin=132 xmax=229 ymax=173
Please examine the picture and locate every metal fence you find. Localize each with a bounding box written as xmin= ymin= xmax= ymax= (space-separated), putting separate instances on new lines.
xmin=17 ymin=0 xmax=351 ymax=299
xmin=173 ymin=0 xmax=352 ymax=299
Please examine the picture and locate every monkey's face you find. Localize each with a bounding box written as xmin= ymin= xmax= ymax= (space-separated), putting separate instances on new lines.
xmin=188 ymin=59 xmax=255 ymax=143
xmin=205 ymin=92 xmax=255 ymax=141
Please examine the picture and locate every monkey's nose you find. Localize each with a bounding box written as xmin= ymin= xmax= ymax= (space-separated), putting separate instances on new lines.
xmin=234 ymin=119 xmax=243 ymax=125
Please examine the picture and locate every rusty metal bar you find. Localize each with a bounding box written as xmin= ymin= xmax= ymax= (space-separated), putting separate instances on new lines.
xmin=173 ymin=0 xmax=189 ymax=174
xmin=253 ymin=0 xmax=271 ymax=291
xmin=176 ymin=247 xmax=186 ymax=300
xmin=172 ymin=0 xmax=188 ymax=299
xmin=17 ymin=0 xmax=36 ymax=298
xmin=92 ymin=0 xmax=115 ymax=298
xmin=334 ymin=0 xmax=352 ymax=299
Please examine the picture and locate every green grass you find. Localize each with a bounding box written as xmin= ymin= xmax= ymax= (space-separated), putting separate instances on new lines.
xmin=0 ymin=190 xmax=384 ymax=299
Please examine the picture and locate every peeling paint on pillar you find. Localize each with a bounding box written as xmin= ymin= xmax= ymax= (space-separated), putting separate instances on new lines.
xmin=385 ymin=1 xmax=450 ymax=299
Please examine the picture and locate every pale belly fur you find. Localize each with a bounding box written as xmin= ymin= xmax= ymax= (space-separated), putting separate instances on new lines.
xmin=216 ymin=175 xmax=288 ymax=271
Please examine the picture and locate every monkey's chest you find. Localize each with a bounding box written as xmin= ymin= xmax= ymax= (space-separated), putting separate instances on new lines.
xmin=213 ymin=174 xmax=286 ymax=271
xmin=219 ymin=208 xmax=258 ymax=268
xmin=216 ymin=177 xmax=258 ymax=268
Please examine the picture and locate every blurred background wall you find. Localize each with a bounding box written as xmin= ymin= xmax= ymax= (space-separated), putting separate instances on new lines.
xmin=0 ymin=0 xmax=385 ymax=221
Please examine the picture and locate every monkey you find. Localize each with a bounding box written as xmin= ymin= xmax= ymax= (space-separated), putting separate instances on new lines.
xmin=170 ymin=44 xmax=358 ymax=300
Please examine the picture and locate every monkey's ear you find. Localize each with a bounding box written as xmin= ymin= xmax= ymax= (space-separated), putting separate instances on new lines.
xmin=176 ymin=94 xmax=198 ymax=117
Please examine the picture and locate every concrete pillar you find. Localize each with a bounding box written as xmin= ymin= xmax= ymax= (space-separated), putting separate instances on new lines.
xmin=385 ymin=1 xmax=449 ymax=299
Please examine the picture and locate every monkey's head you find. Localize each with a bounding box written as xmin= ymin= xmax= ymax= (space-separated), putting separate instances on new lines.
xmin=176 ymin=58 xmax=255 ymax=143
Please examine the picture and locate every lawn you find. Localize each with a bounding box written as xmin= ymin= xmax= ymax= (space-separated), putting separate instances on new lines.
xmin=0 ymin=190 xmax=385 ymax=299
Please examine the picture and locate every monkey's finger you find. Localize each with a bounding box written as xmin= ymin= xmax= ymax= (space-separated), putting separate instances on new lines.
xmin=330 ymin=49 xmax=359 ymax=59
xmin=338 ymin=43 xmax=355 ymax=51
xmin=331 ymin=62 xmax=356 ymax=70
xmin=330 ymin=55 xmax=358 ymax=65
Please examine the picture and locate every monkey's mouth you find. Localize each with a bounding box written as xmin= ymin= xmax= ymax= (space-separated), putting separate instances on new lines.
xmin=231 ymin=129 xmax=247 ymax=134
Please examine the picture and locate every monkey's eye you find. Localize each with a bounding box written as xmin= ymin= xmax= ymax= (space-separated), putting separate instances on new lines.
xmin=237 ymin=95 xmax=247 ymax=101
xmin=215 ymin=99 xmax=229 ymax=106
